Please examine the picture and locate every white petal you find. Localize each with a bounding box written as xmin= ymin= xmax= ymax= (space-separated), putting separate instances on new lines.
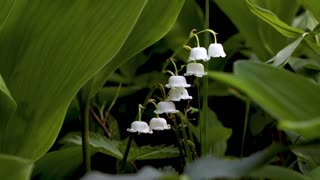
xmin=208 ymin=43 xmax=226 ymax=58
xmin=188 ymin=47 xmax=210 ymax=61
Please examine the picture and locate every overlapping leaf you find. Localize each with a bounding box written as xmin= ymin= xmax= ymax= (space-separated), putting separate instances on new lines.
xmin=208 ymin=61 xmax=320 ymax=139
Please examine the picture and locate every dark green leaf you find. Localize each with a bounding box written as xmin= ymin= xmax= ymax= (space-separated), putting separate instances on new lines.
xmin=249 ymin=165 xmax=309 ymax=180
xmin=33 ymin=147 xmax=91 ymax=180
xmin=303 ymin=0 xmax=320 ymax=22
xmin=184 ymin=144 xmax=286 ymax=179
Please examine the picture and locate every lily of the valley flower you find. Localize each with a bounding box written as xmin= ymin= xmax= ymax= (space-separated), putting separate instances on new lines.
xmin=165 ymin=76 xmax=191 ymax=88
xmin=149 ymin=117 xmax=171 ymax=130
xmin=168 ymin=87 xmax=192 ymax=101
xmin=127 ymin=121 xmax=153 ymax=134
xmin=208 ymin=43 xmax=226 ymax=58
xmin=154 ymin=101 xmax=178 ymax=114
xmin=188 ymin=47 xmax=210 ymax=61
xmin=184 ymin=63 xmax=207 ymax=77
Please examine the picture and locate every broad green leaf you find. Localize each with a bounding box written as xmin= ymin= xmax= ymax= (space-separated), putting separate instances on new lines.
xmin=208 ymin=61 xmax=320 ymax=139
xmin=269 ymin=36 xmax=304 ymax=66
xmin=246 ymin=0 xmax=304 ymax=38
xmin=33 ymin=147 xmax=93 ymax=180
xmin=202 ymin=108 xmax=232 ymax=157
xmin=0 ymin=75 xmax=16 ymax=152
xmin=215 ymin=0 xmax=299 ymax=60
xmin=122 ymin=145 xmax=179 ymax=161
xmin=0 ymin=0 xmax=149 ymax=160
xmin=184 ymin=144 xmax=286 ymax=179
xmin=249 ymin=165 xmax=310 ymax=180
xmin=61 ymin=132 xmax=179 ymax=161
xmin=84 ymin=0 xmax=185 ymax=99
xmin=309 ymin=166 xmax=320 ymax=179
xmin=303 ymin=0 xmax=320 ymax=22
xmin=60 ymin=132 xmax=123 ymax=159
xmin=294 ymin=144 xmax=320 ymax=174
xmin=0 ymin=154 xmax=33 ymax=180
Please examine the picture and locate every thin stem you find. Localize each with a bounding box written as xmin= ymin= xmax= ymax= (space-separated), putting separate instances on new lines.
xmin=194 ymin=34 xmax=200 ymax=47
xmin=200 ymin=0 xmax=210 ymax=156
xmin=178 ymin=112 xmax=193 ymax=163
xmin=170 ymin=58 xmax=179 ymax=76
xmin=172 ymin=116 xmax=186 ymax=166
xmin=77 ymin=91 xmax=91 ymax=172
xmin=241 ymin=100 xmax=251 ymax=157
xmin=120 ymin=133 xmax=134 ymax=171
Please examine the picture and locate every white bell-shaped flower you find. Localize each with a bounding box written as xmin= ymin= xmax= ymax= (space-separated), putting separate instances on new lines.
xmin=188 ymin=47 xmax=210 ymax=61
xmin=168 ymin=87 xmax=192 ymax=101
xmin=154 ymin=101 xmax=178 ymax=114
xmin=165 ymin=76 xmax=191 ymax=88
xmin=208 ymin=43 xmax=226 ymax=58
xmin=184 ymin=63 xmax=207 ymax=77
xmin=127 ymin=121 xmax=153 ymax=134
xmin=149 ymin=117 xmax=171 ymax=130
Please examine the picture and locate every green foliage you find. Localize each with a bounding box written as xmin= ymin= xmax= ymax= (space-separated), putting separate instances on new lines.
xmin=61 ymin=132 xmax=179 ymax=161
xmin=208 ymin=61 xmax=320 ymax=139
xmin=0 ymin=154 xmax=33 ymax=180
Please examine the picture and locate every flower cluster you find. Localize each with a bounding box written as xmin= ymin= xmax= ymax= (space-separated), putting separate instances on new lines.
xmin=127 ymin=29 xmax=226 ymax=134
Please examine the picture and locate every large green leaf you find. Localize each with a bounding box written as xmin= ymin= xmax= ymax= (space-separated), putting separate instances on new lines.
xmin=0 ymin=75 xmax=16 ymax=152
xmin=33 ymin=147 xmax=91 ymax=180
xmin=0 ymin=0 xmax=149 ymax=160
xmin=84 ymin=0 xmax=185 ymax=99
xmin=0 ymin=154 xmax=33 ymax=180
xmin=215 ymin=0 xmax=299 ymax=60
xmin=249 ymin=165 xmax=310 ymax=180
xmin=303 ymin=0 xmax=320 ymax=22
xmin=208 ymin=61 xmax=320 ymax=139
xmin=246 ymin=0 xmax=304 ymax=38
xmin=184 ymin=144 xmax=286 ymax=179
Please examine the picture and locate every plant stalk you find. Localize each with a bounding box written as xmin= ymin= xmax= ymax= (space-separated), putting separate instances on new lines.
xmin=201 ymin=0 xmax=210 ymax=156
xmin=78 ymin=91 xmax=91 ymax=172
xmin=120 ymin=133 xmax=134 ymax=171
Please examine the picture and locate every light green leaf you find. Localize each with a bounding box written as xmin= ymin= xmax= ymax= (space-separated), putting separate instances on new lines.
xmin=309 ymin=166 xmax=320 ymax=179
xmin=0 ymin=154 xmax=33 ymax=180
xmin=303 ymin=0 xmax=320 ymax=22
xmin=125 ymin=145 xmax=179 ymax=161
xmin=246 ymin=0 xmax=304 ymax=38
xmin=249 ymin=165 xmax=310 ymax=180
xmin=269 ymin=36 xmax=304 ymax=66
xmin=208 ymin=61 xmax=320 ymax=139
xmin=215 ymin=0 xmax=298 ymax=60
xmin=33 ymin=147 xmax=89 ymax=180
xmin=184 ymin=144 xmax=286 ymax=179
xmin=84 ymin=0 xmax=185 ymax=99
xmin=0 ymin=0 xmax=161 ymax=160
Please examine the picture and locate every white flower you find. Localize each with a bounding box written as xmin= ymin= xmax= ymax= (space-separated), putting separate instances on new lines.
xmin=165 ymin=76 xmax=191 ymax=88
xmin=154 ymin=101 xmax=178 ymax=114
xmin=168 ymin=87 xmax=192 ymax=101
xmin=149 ymin=118 xmax=171 ymax=130
xmin=127 ymin=121 xmax=153 ymax=134
xmin=188 ymin=47 xmax=210 ymax=61
xmin=184 ymin=63 xmax=207 ymax=77
xmin=208 ymin=43 xmax=226 ymax=58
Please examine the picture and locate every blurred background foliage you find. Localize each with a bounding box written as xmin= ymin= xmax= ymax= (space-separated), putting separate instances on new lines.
xmin=2 ymin=0 xmax=320 ymax=179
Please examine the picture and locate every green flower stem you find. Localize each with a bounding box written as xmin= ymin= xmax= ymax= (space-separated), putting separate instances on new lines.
xmin=120 ymin=133 xmax=134 ymax=171
xmin=172 ymin=116 xmax=186 ymax=166
xmin=200 ymin=0 xmax=210 ymax=156
xmin=241 ymin=99 xmax=251 ymax=157
xmin=177 ymin=112 xmax=193 ymax=163
xmin=77 ymin=91 xmax=91 ymax=172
